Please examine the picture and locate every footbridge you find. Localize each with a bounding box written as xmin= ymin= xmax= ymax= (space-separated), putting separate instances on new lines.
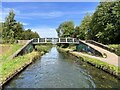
xmin=32 ymin=38 xmax=79 ymax=44
xmin=15 ymin=38 xmax=119 ymax=67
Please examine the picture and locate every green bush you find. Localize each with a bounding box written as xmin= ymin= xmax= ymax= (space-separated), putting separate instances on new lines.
xmin=35 ymin=45 xmax=52 ymax=53
xmin=108 ymin=44 xmax=120 ymax=56
xmin=1 ymin=39 xmax=17 ymax=44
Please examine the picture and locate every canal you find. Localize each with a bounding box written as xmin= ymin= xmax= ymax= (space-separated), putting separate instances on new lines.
xmin=4 ymin=47 xmax=119 ymax=88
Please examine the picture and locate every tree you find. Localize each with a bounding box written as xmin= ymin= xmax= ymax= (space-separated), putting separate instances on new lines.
xmin=22 ymin=29 xmax=40 ymax=40
xmin=2 ymin=10 xmax=40 ymax=43
xmin=2 ymin=10 xmax=16 ymax=41
xmin=74 ymin=13 xmax=92 ymax=40
xmin=56 ymin=21 xmax=75 ymax=38
xmin=13 ymin=22 xmax=24 ymax=40
xmin=90 ymin=2 xmax=120 ymax=44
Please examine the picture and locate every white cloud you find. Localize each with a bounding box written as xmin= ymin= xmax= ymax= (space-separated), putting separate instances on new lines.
xmin=15 ymin=10 xmax=95 ymax=19
xmin=81 ymin=10 xmax=95 ymax=14
xmin=26 ymin=26 xmax=58 ymax=38
xmin=21 ymin=11 xmax=64 ymax=19
xmin=0 ymin=17 xmax=4 ymax=22
xmin=0 ymin=20 xmax=5 ymax=22
xmin=1 ymin=7 xmax=95 ymax=20
xmin=21 ymin=22 xmax=28 ymax=26
xmin=1 ymin=7 xmax=21 ymax=21
xmin=1 ymin=7 xmax=20 ymax=16
xmin=1 ymin=8 xmax=64 ymax=19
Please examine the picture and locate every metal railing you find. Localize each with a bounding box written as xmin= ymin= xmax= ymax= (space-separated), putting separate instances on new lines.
xmin=32 ymin=38 xmax=79 ymax=44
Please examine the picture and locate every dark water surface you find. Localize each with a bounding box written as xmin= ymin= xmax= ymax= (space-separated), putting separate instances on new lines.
xmin=4 ymin=47 xmax=119 ymax=88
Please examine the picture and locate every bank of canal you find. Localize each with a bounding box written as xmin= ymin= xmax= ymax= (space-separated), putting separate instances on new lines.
xmin=3 ymin=47 xmax=120 ymax=88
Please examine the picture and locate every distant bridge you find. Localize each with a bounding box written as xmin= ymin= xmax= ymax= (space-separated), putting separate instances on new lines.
xmin=32 ymin=38 xmax=79 ymax=44
xmin=15 ymin=38 xmax=119 ymax=67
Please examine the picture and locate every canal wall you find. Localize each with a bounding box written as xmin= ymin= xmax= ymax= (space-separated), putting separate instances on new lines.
xmin=58 ymin=47 xmax=120 ymax=79
xmin=86 ymin=40 xmax=115 ymax=53
xmin=10 ymin=39 xmax=34 ymax=59
xmin=78 ymin=40 xmax=103 ymax=57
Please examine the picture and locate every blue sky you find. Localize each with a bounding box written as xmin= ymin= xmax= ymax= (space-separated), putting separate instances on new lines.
xmin=2 ymin=2 xmax=99 ymax=38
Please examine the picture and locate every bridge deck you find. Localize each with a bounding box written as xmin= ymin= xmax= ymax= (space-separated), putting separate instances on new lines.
xmin=32 ymin=38 xmax=79 ymax=44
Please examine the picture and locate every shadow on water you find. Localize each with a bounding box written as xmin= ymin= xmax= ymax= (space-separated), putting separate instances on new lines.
xmin=3 ymin=47 xmax=120 ymax=88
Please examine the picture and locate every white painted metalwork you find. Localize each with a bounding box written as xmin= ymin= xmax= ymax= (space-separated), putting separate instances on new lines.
xmin=32 ymin=38 xmax=79 ymax=44
xmin=66 ymin=38 xmax=67 ymax=42
xmin=73 ymin=38 xmax=75 ymax=43
xmin=38 ymin=38 xmax=39 ymax=43
xmin=45 ymin=38 xmax=47 ymax=43
xmin=59 ymin=38 xmax=60 ymax=43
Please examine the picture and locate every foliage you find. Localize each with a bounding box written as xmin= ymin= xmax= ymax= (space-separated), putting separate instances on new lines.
xmin=90 ymin=2 xmax=120 ymax=44
xmin=81 ymin=55 xmax=120 ymax=78
xmin=2 ymin=10 xmax=16 ymax=42
xmin=56 ymin=2 xmax=120 ymax=45
xmin=35 ymin=45 xmax=52 ymax=53
xmin=56 ymin=21 xmax=75 ymax=38
xmin=22 ymin=29 xmax=39 ymax=40
xmin=108 ymin=44 xmax=120 ymax=56
xmin=74 ymin=14 xmax=92 ymax=40
xmin=2 ymin=10 xmax=40 ymax=43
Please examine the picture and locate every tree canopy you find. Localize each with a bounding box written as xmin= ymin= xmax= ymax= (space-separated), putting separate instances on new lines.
xmin=56 ymin=21 xmax=75 ymax=38
xmin=2 ymin=10 xmax=40 ymax=43
xmin=56 ymin=1 xmax=120 ymax=44
xmin=90 ymin=2 xmax=120 ymax=44
xmin=74 ymin=13 xmax=92 ymax=40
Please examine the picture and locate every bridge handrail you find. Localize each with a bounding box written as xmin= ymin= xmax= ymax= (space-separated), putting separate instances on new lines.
xmin=86 ymin=40 xmax=115 ymax=53
xmin=32 ymin=38 xmax=79 ymax=43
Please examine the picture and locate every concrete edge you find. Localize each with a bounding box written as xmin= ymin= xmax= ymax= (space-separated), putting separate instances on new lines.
xmin=10 ymin=39 xmax=33 ymax=59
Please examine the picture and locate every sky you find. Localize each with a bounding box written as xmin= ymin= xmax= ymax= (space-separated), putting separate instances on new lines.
xmin=1 ymin=2 xmax=99 ymax=38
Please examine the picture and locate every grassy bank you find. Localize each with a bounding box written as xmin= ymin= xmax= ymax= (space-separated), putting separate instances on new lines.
xmin=0 ymin=44 xmax=23 ymax=61
xmin=35 ymin=44 xmax=52 ymax=54
xmin=108 ymin=44 xmax=120 ymax=56
xmin=0 ymin=51 xmax=40 ymax=85
xmin=0 ymin=44 xmax=52 ymax=86
xmin=58 ymin=47 xmax=120 ymax=79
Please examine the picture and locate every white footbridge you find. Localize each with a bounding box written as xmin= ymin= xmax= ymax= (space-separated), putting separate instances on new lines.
xmin=32 ymin=38 xmax=79 ymax=44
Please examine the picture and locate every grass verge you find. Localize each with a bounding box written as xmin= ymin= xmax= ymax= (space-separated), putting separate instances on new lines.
xmin=108 ymin=44 xmax=120 ymax=56
xmin=0 ymin=44 xmax=23 ymax=61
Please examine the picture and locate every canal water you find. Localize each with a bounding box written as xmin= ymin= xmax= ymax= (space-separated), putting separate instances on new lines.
xmin=4 ymin=47 xmax=119 ymax=88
